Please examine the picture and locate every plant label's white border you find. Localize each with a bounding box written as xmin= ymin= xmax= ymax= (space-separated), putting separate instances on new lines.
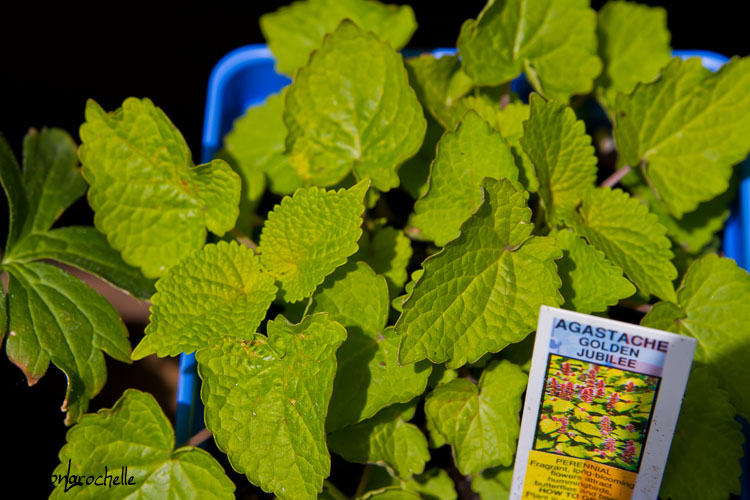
xmin=510 ymin=306 xmax=696 ymax=500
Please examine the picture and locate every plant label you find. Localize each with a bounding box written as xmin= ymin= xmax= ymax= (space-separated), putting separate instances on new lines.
xmin=510 ymin=306 xmax=697 ymax=500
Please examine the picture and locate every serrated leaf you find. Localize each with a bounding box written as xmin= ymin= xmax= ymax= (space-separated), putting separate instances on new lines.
xmin=552 ymin=229 xmax=635 ymax=314
xmin=412 ymin=111 xmax=518 ymax=246
xmin=224 ymin=92 xmax=302 ymax=196
xmin=5 ymin=261 xmax=130 ymax=424
xmin=197 ymin=314 xmax=347 ymax=500
xmin=406 ymin=54 xmax=474 ymax=128
xmin=627 ymin=170 xmax=732 ymax=253
xmin=561 ymin=187 xmax=676 ymax=301
xmin=354 ymin=222 xmax=413 ymax=296
xmin=595 ymin=1 xmax=671 ymax=111
xmin=283 ymin=20 xmax=426 ymax=190
xmin=366 ymin=466 xmax=457 ymax=500
xmin=260 ymin=0 xmax=417 ymax=76
xmin=445 ymin=94 xmax=499 ymax=132
xmin=79 ymin=98 xmax=241 ymax=278
xmin=20 ymin=128 xmax=87 ymax=236
xmin=132 ymin=241 xmax=277 ymax=359
xmin=472 ymin=466 xmax=513 ymax=500
xmin=521 ymin=94 xmax=596 ymax=223
xmin=9 ymin=226 xmax=155 ymax=300
xmin=328 ymin=402 xmax=429 ymax=480
xmin=457 ymin=0 xmax=601 ymax=100
xmin=309 ymin=262 xmax=430 ymax=430
xmin=659 ymin=367 xmax=744 ymax=500
xmin=614 ymin=57 xmax=750 ymax=217
xmin=398 ymin=178 xmax=562 ymax=368
xmin=424 ymin=360 xmax=527 ymax=475
xmin=50 ymin=389 xmax=234 ymax=499
xmin=392 ymin=269 xmax=423 ymax=314
xmin=259 ymin=179 xmax=367 ymax=302
xmin=641 ymin=254 xmax=750 ymax=417
xmin=495 ymin=102 xmax=538 ymax=192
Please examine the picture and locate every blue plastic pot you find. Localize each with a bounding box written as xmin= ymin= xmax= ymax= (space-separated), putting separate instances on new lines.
xmin=181 ymin=44 xmax=749 ymax=498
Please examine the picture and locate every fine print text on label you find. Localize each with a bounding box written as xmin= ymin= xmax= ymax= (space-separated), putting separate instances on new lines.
xmin=510 ymin=307 xmax=697 ymax=500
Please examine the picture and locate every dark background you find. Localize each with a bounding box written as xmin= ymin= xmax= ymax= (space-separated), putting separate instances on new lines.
xmin=1 ymin=1 xmax=748 ymax=498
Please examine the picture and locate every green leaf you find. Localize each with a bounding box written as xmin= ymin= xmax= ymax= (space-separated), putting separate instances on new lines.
xmin=283 ymin=20 xmax=426 ymax=190
xmin=659 ymin=367 xmax=744 ymax=500
xmin=50 ymin=389 xmax=235 ymax=500
xmin=472 ymin=466 xmax=514 ymax=500
xmin=595 ymin=1 xmax=671 ymax=111
xmin=614 ymin=57 xmax=750 ymax=217
xmin=626 ymin=170 xmax=732 ymax=253
xmin=5 ymin=261 xmax=130 ymax=424
xmin=457 ymin=0 xmax=601 ymax=100
xmin=79 ymin=98 xmax=241 ymax=278
xmin=561 ymin=187 xmax=677 ymax=302
xmin=495 ymin=102 xmax=538 ymax=192
xmin=260 ymin=0 xmax=417 ymax=76
xmin=521 ymin=94 xmax=597 ymax=223
xmin=397 ymin=178 xmax=562 ymax=368
xmin=0 ymin=132 xmax=27 ymax=250
xmin=354 ymin=222 xmax=413 ymax=296
xmin=20 ymin=128 xmax=87 ymax=236
xmin=412 ymin=111 xmax=518 ymax=246
xmin=223 ymin=92 xmax=302 ymax=196
xmin=424 ymin=360 xmax=527 ymax=475
xmin=132 ymin=241 xmax=277 ymax=359
xmin=552 ymin=229 xmax=635 ymax=314
xmin=8 ymin=226 xmax=155 ymax=300
xmin=406 ymin=54 xmax=474 ymax=128
xmin=445 ymin=93 xmax=499 ymax=132
xmin=366 ymin=466 xmax=457 ymax=500
xmin=197 ymin=314 xmax=346 ymax=500
xmin=392 ymin=269 xmax=423 ymax=313
xmin=310 ymin=262 xmax=430 ymax=430
xmin=328 ymin=402 xmax=430 ymax=479
xmin=641 ymin=254 xmax=750 ymax=417
xmin=259 ymin=179 xmax=367 ymax=302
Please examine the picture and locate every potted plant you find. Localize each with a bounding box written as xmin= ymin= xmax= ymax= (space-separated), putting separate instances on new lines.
xmin=2 ymin=1 xmax=748 ymax=499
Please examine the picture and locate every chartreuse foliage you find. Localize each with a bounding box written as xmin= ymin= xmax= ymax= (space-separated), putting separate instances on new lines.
xmin=457 ymin=0 xmax=601 ymax=100
xmin=425 ymin=360 xmax=527 ymax=475
xmin=615 ymin=57 xmax=750 ymax=218
xmin=197 ymin=315 xmax=347 ymax=500
xmin=51 ymin=389 xmax=234 ymax=499
xmin=80 ymin=98 xmax=241 ymax=278
xmin=0 ymin=129 xmax=150 ymax=425
xmin=283 ymin=20 xmax=425 ymax=190
xmin=4 ymin=1 xmax=747 ymax=499
xmin=260 ymin=0 xmax=416 ymax=76
xmin=398 ymin=178 xmax=563 ymax=368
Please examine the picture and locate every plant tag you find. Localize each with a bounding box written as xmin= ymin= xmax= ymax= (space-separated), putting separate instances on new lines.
xmin=510 ymin=306 xmax=697 ymax=500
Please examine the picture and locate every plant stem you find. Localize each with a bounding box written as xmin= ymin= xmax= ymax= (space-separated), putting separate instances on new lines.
xmin=184 ymin=427 xmax=212 ymax=448
xmin=230 ymin=229 xmax=259 ymax=253
xmin=354 ymin=464 xmax=372 ymax=498
xmin=323 ymin=480 xmax=350 ymax=500
xmin=499 ymin=82 xmax=511 ymax=111
xmin=619 ymin=300 xmax=653 ymax=314
xmin=600 ymin=164 xmax=632 ymax=188
xmin=458 ymin=366 xmax=478 ymax=384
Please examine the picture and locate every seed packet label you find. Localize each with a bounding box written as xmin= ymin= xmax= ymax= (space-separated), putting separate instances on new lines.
xmin=510 ymin=306 xmax=697 ymax=500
